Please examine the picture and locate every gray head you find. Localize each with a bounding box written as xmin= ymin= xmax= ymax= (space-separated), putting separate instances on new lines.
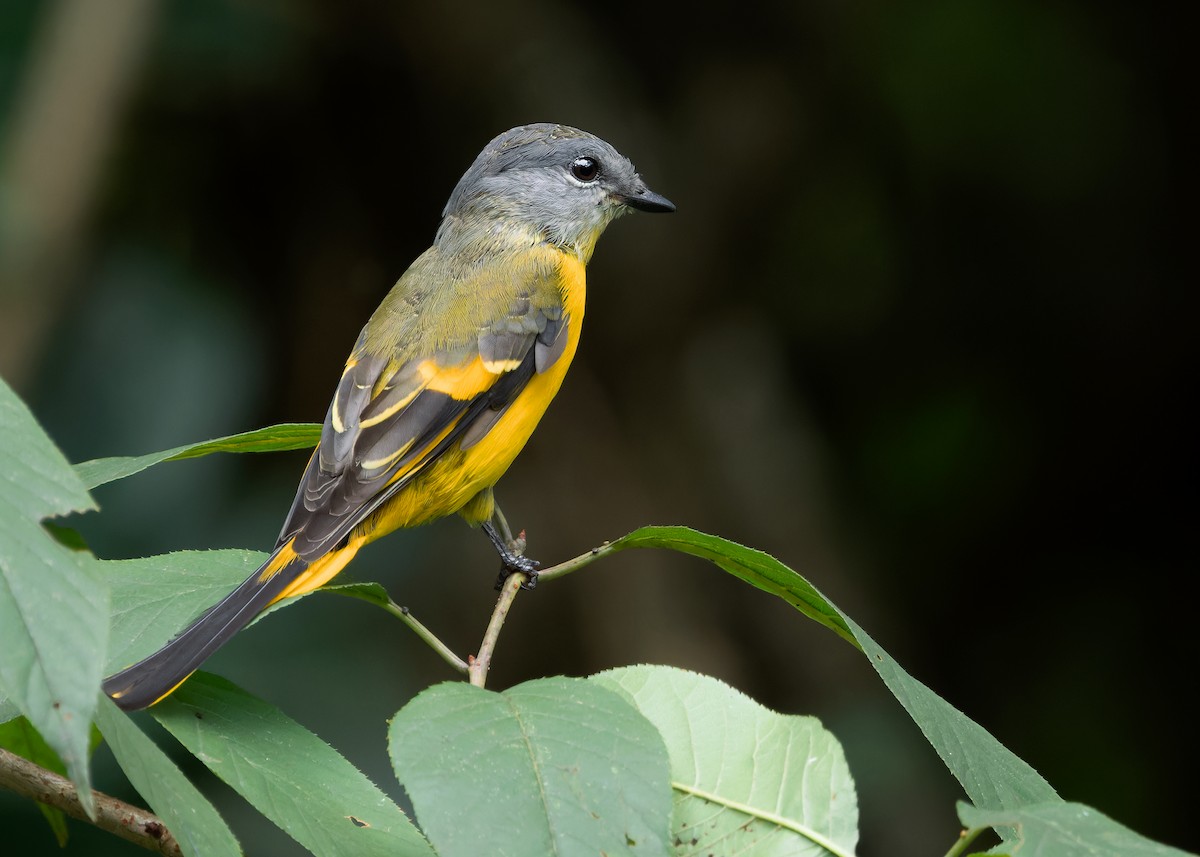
xmin=440 ymin=123 xmax=674 ymax=259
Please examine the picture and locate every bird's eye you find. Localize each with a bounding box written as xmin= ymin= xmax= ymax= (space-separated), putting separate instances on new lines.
xmin=570 ymin=157 xmax=599 ymax=183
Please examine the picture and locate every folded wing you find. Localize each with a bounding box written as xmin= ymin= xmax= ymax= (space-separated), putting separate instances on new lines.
xmin=277 ymin=294 xmax=570 ymax=562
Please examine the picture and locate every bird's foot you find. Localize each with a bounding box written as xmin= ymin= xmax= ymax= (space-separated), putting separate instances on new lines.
xmin=483 ymin=521 xmax=540 ymax=590
xmin=495 ymin=552 xmax=541 ymax=591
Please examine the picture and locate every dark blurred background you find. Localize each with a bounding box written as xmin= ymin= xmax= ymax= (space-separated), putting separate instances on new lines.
xmin=1 ymin=1 xmax=1191 ymax=855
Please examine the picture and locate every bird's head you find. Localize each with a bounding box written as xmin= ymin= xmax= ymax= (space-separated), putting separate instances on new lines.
xmin=440 ymin=123 xmax=674 ymax=261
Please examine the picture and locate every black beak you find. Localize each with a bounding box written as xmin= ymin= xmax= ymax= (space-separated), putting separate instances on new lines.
xmin=623 ymin=184 xmax=676 ymax=213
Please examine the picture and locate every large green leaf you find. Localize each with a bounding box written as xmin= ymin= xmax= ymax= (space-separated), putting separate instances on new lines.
xmin=99 ymin=549 xmax=267 ymax=672
xmin=606 ymin=528 xmax=1060 ymax=839
xmin=839 ymin=611 xmax=1057 ymax=812
xmin=95 ymin=696 xmax=240 ymax=857
xmin=389 ymin=678 xmax=673 ymax=857
xmin=0 ymin=377 xmax=107 ymax=815
xmin=593 ymin=665 xmax=858 ymax=857
xmin=609 ymin=527 xmax=857 ymax=648
xmin=74 ymin=422 xmax=320 ymax=490
xmin=154 ymin=673 xmax=434 ymax=857
xmin=957 ymin=801 xmax=1196 ymax=857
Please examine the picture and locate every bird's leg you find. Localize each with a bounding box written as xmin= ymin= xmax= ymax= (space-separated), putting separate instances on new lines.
xmin=482 ymin=508 xmax=540 ymax=590
xmin=491 ymin=503 xmax=516 ymax=546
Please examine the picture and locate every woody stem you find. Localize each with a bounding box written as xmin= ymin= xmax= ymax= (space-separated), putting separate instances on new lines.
xmin=0 ymin=748 xmax=182 ymax=856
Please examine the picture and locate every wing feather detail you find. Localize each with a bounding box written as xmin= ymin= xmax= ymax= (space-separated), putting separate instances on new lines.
xmin=534 ymin=312 xmax=568 ymax=373
xmin=275 ymin=292 xmax=572 ymax=562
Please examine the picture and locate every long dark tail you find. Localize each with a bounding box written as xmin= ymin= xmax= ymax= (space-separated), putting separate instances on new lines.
xmin=102 ymin=545 xmax=308 ymax=711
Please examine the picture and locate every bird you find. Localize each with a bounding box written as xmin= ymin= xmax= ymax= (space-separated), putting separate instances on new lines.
xmin=101 ymin=123 xmax=674 ymax=711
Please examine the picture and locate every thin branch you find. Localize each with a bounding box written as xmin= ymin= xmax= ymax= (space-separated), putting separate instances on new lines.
xmin=375 ymin=537 xmax=622 ymax=685
xmin=463 ymin=525 xmax=620 ymax=688
xmin=535 ymin=539 xmax=618 ymax=584
xmin=381 ymin=599 xmax=469 ymax=674
xmin=468 ymin=572 xmax=526 ymax=687
xmin=0 ymin=747 xmax=181 ymax=856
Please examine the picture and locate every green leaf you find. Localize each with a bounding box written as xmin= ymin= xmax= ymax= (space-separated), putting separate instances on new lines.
xmin=0 ymin=377 xmax=108 ymax=816
xmin=153 ymin=672 xmax=434 ymax=857
xmin=608 ymin=526 xmax=1057 ymax=812
xmin=251 ymin=580 xmax=393 ymax=625
xmin=42 ymin=522 xmax=90 ymax=551
xmin=389 ymin=678 xmax=673 ymax=857
xmin=95 ymin=696 xmax=240 ymax=857
xmin=593 ymin=665 xmax=859 ymax=857
xmin=609 ymin=527 xmax=858 ymax=649
xmin=318 ymin=581 xmax=394 ymax=609
xmin=74 ymin=422 xmax=320 ymax=490
xmin=100 ymin=549 xmax=267 ymax=672
xmin=841 ymin=611 xmax=1058 ymax=811
xmin=101 ymin=549 xmax=367 ymax=670
xmin=957 ymin=801 xmax=1196 ymax=857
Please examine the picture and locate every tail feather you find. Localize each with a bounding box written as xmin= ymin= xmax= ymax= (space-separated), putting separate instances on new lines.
xmin=102 ymin=545 xmax=309 ymax=711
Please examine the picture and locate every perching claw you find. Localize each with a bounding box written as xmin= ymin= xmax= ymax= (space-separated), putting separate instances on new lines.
xmin=482 ymin=521 xmax=540 ymax=590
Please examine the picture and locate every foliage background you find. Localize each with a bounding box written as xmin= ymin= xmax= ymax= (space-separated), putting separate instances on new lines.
xmin=0 ymin=1 xmax=1190 ymax=855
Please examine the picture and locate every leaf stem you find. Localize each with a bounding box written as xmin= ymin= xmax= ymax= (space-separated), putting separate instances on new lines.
xmin=671 ymin=780 xmax=857 ymax=857
xmin=381 ymin=599 xmax=469 ymax=674
xmin=0 ymin=747 xmax=182 ymax=856
xmin=942 ymin=826 xmax=987 ymax=857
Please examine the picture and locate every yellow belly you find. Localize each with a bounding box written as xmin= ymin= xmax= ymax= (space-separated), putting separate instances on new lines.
xmin=271 ymin=252 xmax=585 ymax=602
xmin=360 ymin=251 xmax=586 ymax=537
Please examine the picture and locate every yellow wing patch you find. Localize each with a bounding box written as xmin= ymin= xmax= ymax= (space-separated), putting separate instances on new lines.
xmin=420 ymin=355 xmax=500 ymax=399
xmin=482 ymin=357 xmax=523 ymax=373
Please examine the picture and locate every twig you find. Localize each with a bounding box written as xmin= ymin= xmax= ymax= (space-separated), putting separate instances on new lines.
xmin=468 ymin=571 xmax=526 ymax=687
xmin=535 ymin=539 xmax=617 ymax=584
xmin=382 ymin=599 xmax=469 ymax=674
xmin=377 ymin=536 xmax=621 ymax=686
xmin=463 ymin=538 xmax=623 ymax=687
xmin=0 ymin=747 xmax=181 ymax=856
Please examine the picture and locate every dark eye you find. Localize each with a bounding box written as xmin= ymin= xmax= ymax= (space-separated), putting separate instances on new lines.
xmin=570 ymin=157 xmax=599 ymax=183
